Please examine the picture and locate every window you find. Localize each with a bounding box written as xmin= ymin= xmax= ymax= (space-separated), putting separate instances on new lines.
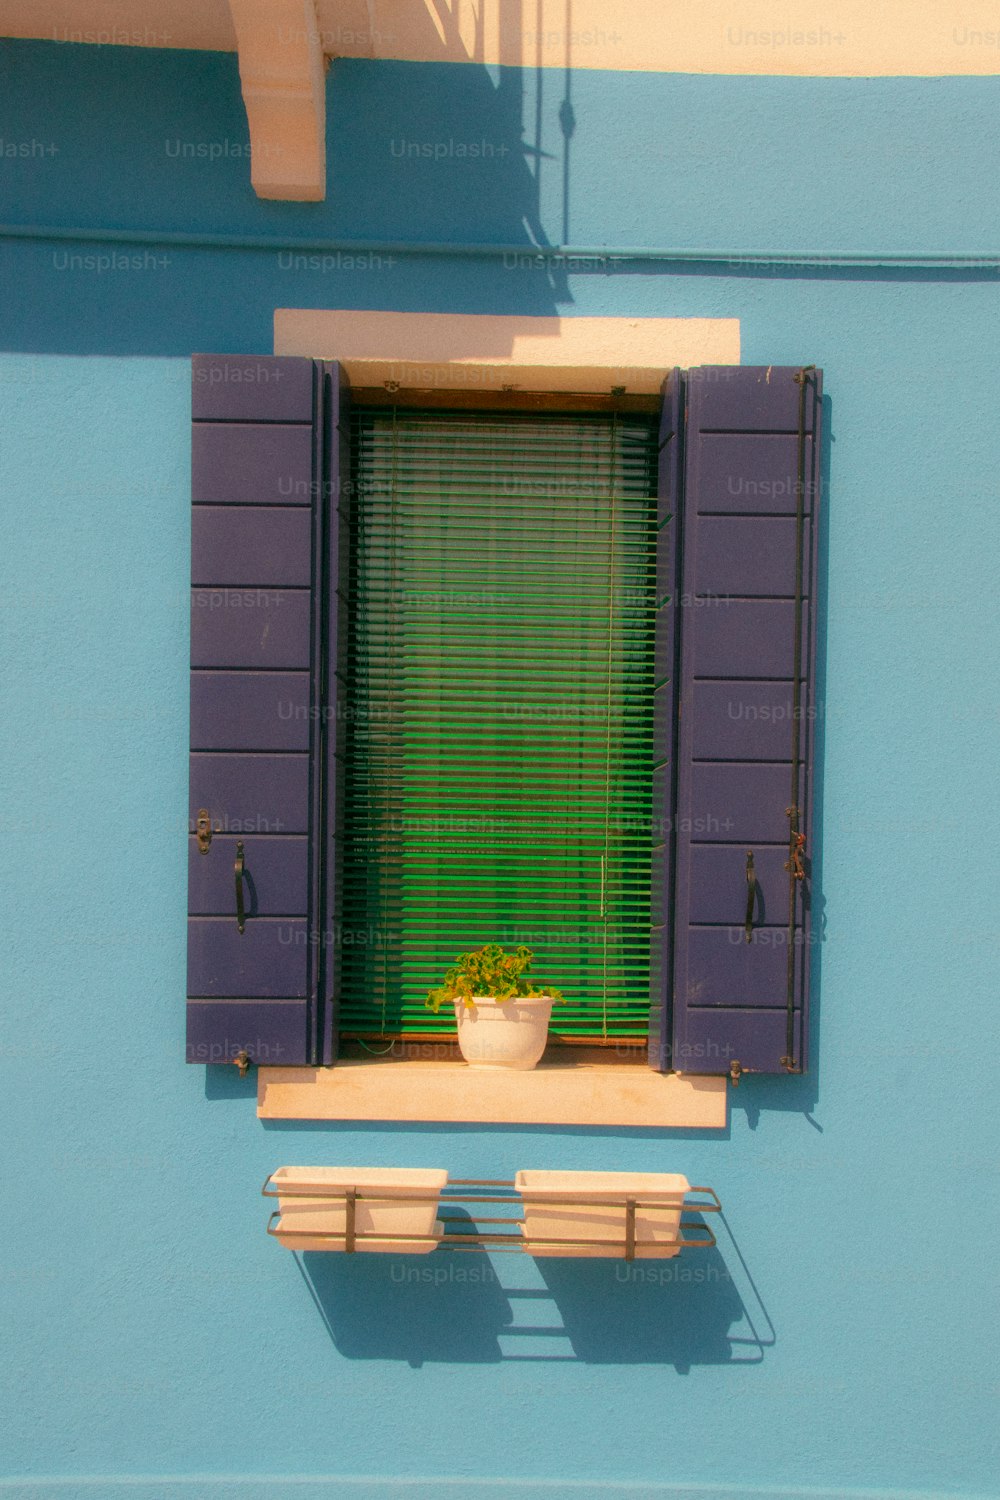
xmin=339 ymin=405 xmax=658 ymax=1045
xmin=187 ymin=356 xmax=821 ymax=1083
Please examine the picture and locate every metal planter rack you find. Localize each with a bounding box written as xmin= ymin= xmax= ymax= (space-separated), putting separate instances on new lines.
xmin=263 ymin=1173 xmax=722 ymax=1261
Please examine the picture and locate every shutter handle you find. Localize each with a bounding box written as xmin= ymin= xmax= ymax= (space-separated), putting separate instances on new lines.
xmin=744 ymin=850 xmax=757 ymax=942
xmin=235 ymin=841 xmax=246 ymax=934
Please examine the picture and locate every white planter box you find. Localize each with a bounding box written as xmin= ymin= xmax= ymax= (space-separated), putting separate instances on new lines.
xmin=515 ymin=1169 xmax=691 ymax=1259
xmin=268 ymin=1166 xmax=447 ymax=1253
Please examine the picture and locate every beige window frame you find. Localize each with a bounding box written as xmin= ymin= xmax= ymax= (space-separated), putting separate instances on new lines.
xmin=257 ymin=311 xmax=739 ymax=1126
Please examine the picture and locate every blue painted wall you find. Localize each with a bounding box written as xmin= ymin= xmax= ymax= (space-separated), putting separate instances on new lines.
xmin=1 ymin=40 xmax=998 ymax=1500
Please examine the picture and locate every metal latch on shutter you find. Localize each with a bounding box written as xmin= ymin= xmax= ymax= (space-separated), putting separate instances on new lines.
xmin=196 ymin=808 xmax=213 ymax=854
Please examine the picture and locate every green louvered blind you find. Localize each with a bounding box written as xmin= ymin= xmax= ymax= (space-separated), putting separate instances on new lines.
xmin=338 ymin=407 xmax=658 ymax=1039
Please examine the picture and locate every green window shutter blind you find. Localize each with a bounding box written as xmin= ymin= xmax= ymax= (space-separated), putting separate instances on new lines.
xmin=339 ymin=407 xmax=658 ymax=1040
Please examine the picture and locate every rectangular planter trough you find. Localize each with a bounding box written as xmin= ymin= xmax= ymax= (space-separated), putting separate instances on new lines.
xmin=265 ymin=1166 xmax=447 ymax=1253
xmin=514 ymin=1169 xmax=692 ymax=1258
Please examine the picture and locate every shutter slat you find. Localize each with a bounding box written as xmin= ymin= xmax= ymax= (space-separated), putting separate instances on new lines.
xmin=188 ymin=920 xmax=309 ymax=997
xmin=683 ymin=929 xmax=800 ymax=1006
xmin=186 ymin=999 xmax=309 ymax=1067
xmin=692 ymin=600 xmax=808 ymax=678
xmin=191 ymin=508 xmax=312 ymax=587
xmin=190 ymin=588 xmax=312 ymax=669
xmin=189 ymin=752 xmax=310 ymax=833
xmin=691 ymin=368 xmax=818 ymax=432
xmin=188 ymin=836 xmax=309 ymax=914
xmin=191 ymin=424 xmax=314 ymax=504
xmin=688 ymin=845 xmax=788 ymax=925
xmin=191 ymin=355 xmax=314 ymax=422
xmin=690 ymin=763 xmax=805 ymax=844
xmin=691 ymin=682 xmax=809 ymax=759
xmin=190 ymin=671 xmax=310 ymax=751
xmin=691 ymin=432 xmax=815 ymax=515
xmin=693 ymin=517 xmax=807 ymax=595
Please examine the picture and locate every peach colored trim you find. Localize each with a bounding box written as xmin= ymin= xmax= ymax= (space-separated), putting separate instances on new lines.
xmin=0 ymin=0 xmax=236 ymax=51
xmin=258 ymin=1062 xmax=728 ymax=1127
xmin=228 ymin=0 xmax=327 ymax=201
xmin=0 ymin=0 xmax=996 ymax=75
xmin=273 ymin=310 xmax=741 ymax=393
xmin=327 ymin=0 xmax=1000 ymax=77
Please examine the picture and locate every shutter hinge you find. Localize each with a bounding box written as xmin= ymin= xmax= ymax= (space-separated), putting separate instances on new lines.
xmin=233 ymin=1049 xmax=252 ymax=1078
xmin=785 ymin=811 xmax=806 ymax=881
xmin=196 ymin=809 xmax=213 ymax=855
xmin=729 ymin=1059 xmax=743 ymax=1087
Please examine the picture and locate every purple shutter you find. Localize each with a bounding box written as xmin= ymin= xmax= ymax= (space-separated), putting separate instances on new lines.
xmin=670 ymin=366 xmax=822 ymax=1076
xmin=648 ymin=371 xmax=683 ymax=1070
xmin=187 ymin=355 xmax=347 ymax=1067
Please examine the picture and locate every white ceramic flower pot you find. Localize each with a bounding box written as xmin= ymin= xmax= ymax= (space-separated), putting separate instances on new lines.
xmin=269 ymin=1166 xmax=447 ymax=1253
xmin=515 ymin=1169 xmax=691 ymax=1258
xmin=453 ymin=994 xmax=554 ymax=1070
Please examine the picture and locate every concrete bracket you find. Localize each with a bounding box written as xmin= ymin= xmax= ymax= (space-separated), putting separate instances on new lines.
xmin=228 ymin=0 xmax=327 ymax=200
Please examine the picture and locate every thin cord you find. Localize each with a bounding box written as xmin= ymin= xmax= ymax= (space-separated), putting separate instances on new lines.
xmin=783 ymin=367 xmax=814 ymax=1070
xmin=380 ymin=404 xmax=401 ymax=1039
xmin=6 ymin=224 xmax=995 ymax=271
xmin=600 ymin=412 xmax=619 ymax=1041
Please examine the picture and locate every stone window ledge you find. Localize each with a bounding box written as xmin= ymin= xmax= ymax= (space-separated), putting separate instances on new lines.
xmin=257 ymin=1059 xmax=727 ymax=1128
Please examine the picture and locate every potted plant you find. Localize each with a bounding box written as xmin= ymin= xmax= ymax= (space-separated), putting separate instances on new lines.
xmin=426 ymin=943 xmax=562 ymax=1071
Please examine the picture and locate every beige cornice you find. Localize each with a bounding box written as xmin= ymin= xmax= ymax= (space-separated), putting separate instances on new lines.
xmin=0 ymin=1 xmax=995 ymax=202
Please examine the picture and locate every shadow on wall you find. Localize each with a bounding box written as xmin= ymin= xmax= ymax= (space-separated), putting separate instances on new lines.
xmin=328 ymin=0 xmax=579 ymax=249
xmin=294 ymin=1214 xmax=773 ymax=1369
xmin=0 ymin=29 xmax=572 ymax=355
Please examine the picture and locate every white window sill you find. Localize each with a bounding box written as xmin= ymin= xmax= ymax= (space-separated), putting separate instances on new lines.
xmin=257 ymin=1060 xmax=727 ymax=1128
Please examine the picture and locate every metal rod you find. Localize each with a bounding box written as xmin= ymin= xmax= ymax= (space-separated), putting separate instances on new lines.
xmin=264 ymin=1178 xmax=720 ymax=1211
xmin=267 ymin=1218 xmax=712 ymax=1256
xmin=262 ymin=1180 xmax=444 ymax=1201
xmin=264 ymin=1177 xmax=723 ymax=1258
xmin=678 ymin=1229 xmax=717 ymax=1249
xmin=783 ymin=366 xmax=815 ymax=1072
xmin=4 ymin=223 xmax=998 ymax=270
xmin=449 ymin=1178 xmax=517 ymax=1187
xmin=439 ymin=1215 xmax=525 ymax=1226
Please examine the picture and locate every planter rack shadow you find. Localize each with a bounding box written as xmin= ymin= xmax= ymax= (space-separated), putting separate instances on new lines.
xmin=263 ymin=1169 xmax=722 ymax=1262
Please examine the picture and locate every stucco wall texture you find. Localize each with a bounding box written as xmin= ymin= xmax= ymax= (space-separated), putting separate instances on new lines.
xmin=0 ymin=39 xmax=998 ymax=1500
